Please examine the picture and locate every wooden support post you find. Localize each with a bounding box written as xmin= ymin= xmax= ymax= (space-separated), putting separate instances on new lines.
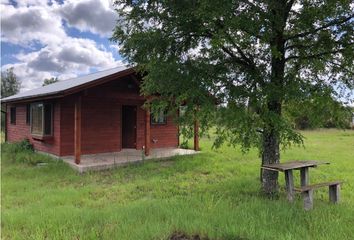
xmin=74 ymin=96 xmax=82 ymax=164
xmin=284 ymin=170 xmax=295 ymax=202
xmin=303 ymin=190 xmax=314 ymax=210
xmin=4 ymin=105 xmax=7 ymax=142
xmin=300 ymin=167 xmax=309 ymax=187
xmin=145 ymin=109 xmax=151 ymax=156
xmin=193 ymin=119 xmax=199 ymax=151
xmin=329 ymin=185 xmax=340 ymax=204
xmin=177 ymin=108 xmax=180 ymax=147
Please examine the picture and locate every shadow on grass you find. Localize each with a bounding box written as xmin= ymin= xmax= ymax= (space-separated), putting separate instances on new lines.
xmin=168 ymin=231 xmax=248 ymax=240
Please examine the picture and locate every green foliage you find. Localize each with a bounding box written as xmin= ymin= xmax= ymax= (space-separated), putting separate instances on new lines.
xmin=1 ymin=111 xmax=5 ymax=133
xmin=42 ymin=77 xmax=59 ymax=86
xmin=1 ymin=139 xmax=52 ymax=165
xmin=284 ymin=91 xmax=353 ymax=129
xmin=2 ymin=139 xmax=33 ymax=153
xmin=179 ymin=141 xmax=189 ymax=149
xmin=17 ymin=138 xmax=34 ymax=151
xmin=1 ymin=67 xmax=21 ymax=98
xmin=1 ymin=130 xmax=354 ymax=239
xmin=111 ymin=0 xmax=354 ymax=155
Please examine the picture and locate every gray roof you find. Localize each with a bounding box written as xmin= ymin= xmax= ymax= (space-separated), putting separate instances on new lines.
xmin=1 ymin=65 xmax=131 ymax=103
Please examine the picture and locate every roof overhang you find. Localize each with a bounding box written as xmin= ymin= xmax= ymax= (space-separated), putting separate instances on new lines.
xmin=1 ymin=67 xmax=136 ymax=104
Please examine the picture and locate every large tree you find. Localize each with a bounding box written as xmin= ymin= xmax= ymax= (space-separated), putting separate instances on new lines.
xmin=112 ymin=0 xmax=354 ymax=194
xmin=1 ymin=67 xmax=21 ymax=98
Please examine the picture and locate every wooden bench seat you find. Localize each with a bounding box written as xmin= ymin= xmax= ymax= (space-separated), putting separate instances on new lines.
xmin=294 ymin=181 xmax=342 ymax=210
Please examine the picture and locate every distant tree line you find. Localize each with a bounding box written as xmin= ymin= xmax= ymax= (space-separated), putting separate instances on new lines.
xmin=1 ymin=67 xmax=21 ymax=98
xmin=283 ymin=91 xmax=353 ymax=130
xmin=42 ymin=77 xmax=59 ymax=86
xmin=1 ymin=68 xmax=21 ymax=133
xmin=0 ymin=69 xmax=60 ymax=133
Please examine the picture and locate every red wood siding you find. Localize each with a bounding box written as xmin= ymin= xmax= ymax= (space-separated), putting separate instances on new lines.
xmin=60 ymin=96 xmax=122 ymax=156
xmin=6 ymin=102 xmax=60 ymax=155
xmin=60 ymin=77 xmax=144 ymax=156
xmin=6 ymin=74 xmax=179 ymax=156
xmin=81 ymin=96 xmax=121 ymax=154
xmin=59 ymin=95 xmax=75 ymax=156
xmin=150 ymin=116 xmax=179 ymax=148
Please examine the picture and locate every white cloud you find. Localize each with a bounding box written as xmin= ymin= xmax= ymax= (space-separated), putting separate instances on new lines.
xmin=1 ymin=2 xmax=65 ymax=46
xmin=58 ymin=0 xmax=117 ymax=37
xmin=109 ymin=44 xmax=121 ymax=52
xmin=2 ymin=62 xmax=55 ymax=91
xmin=6 ymin=38 xmax=121 ymax=90
xmin=1 ymin=0 xmax=122 ymax=92
xmin=18 ymin=38 xmax=118 ymax=71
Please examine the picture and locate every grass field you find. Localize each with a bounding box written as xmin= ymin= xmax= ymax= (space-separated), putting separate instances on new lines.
xmin=1 ymin=129 xmax=354 ymax=240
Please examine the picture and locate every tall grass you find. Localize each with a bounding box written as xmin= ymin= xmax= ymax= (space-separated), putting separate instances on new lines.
xmin=1 ymin=139 xmax=54 ymax=165
xmin=1 ymin=129 xmax=354 ymax=240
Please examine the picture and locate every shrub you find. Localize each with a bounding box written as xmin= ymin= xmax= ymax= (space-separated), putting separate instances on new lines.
xmin=179 ymin=140 xmax=189 ymax=149
xmin=1 ymin=139 xmax=52 ymax=165
xmin=2 ymin=138 xmax=34 ymax=153
xmin=17 ymin=138 xmax=34 ymax=152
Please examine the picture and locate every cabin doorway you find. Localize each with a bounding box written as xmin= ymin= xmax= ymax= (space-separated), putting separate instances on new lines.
xmin=122 ymin=105 xmax=137 ymax=148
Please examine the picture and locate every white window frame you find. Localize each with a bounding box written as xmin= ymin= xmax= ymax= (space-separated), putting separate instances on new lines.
xmin=30 ymin=102 xmax=53 ymax=137
xmin=151 ymin=109 xmax=167 ymax=125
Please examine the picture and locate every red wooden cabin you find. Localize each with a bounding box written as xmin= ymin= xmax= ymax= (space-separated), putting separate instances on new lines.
xmin=2 ymin=66 xmax=199 ymax=164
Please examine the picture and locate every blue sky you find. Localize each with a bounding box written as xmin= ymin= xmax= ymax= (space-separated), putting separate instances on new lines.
xmin=1 ymin=0 xmax=353 ymax=105
xmin=1 ymin=0 xmax=123 ymax=91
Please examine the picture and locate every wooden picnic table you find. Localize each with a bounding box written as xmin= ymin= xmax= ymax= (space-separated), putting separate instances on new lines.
xmin=262 ymin=160 xmax=330 ymax=202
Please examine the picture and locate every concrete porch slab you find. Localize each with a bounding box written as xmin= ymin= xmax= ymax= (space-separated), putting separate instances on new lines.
xmin=62 ymin=148 xmax=198 ymax=173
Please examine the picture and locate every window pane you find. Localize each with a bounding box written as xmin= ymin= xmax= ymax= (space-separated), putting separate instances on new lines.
xmin=10 ymin=107 xmax=16 ymax=124
xmin=31 ymin=103 xmax=43 ymax=135
xmin=151 ymin=110 xmax=167 ymax=124
xmin=26 ymin=104 xmax=30 ymax=125
xmin=44 ymin=104 xmax=52 ymax=135
xmin=157 ymin=111 xmax=165 ymax=122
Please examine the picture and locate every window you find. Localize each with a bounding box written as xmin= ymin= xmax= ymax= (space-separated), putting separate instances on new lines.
xmin=151 ymin=110 xmax=167 ymax=125
xmin=26 ymin=104 xmax=30 ymax=125
xmin=10 ymin=107 xmax=16 ymax=125
xmin=31 ymin=103 xmax=53 ymax=136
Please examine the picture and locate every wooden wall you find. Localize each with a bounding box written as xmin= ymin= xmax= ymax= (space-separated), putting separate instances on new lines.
xmin=6 ymin=102 xmax=61 ymax=155
xmin=150 ymin=116 xmax=179 ymax=148
xmin=59 ymin=94 xmax=123 ymax=156
xmin=6 ymin=75 xmax=179 ymax=157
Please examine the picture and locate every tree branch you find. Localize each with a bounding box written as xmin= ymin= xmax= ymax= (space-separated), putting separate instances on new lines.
xmin=221 ymin=46 xmax=251 ymax=67
xmin=240 ymin=0 xmax=265 ymax=14
xmin=212 ymin=20 xmax=257 ymax=68
xmin=285 ymin=48 xmax=347 ymax=62
xmin=285 ymin=42 xmax=318 ymax=51
xmin=224 ymin=32 xmax=255 ymax=66
xmin=285 ymin=14 xmax=354 ymax=41
xmin=284 ymin=0 xmax=296 ymax=22
xmin=328 ymin=60 xmax=354 ymax=75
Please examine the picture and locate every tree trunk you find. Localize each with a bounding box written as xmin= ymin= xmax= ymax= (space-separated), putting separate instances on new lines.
xmin=261 ymin=0 xmax=287 ymax=195
xmin=261 ymin=129 xmax=280 ymax=195
xmin=261 ymin=45 xmax=284 ymax=195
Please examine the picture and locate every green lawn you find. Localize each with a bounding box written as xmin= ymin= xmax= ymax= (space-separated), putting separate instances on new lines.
xmin=1 ymin=129 xmax=354 ymax=240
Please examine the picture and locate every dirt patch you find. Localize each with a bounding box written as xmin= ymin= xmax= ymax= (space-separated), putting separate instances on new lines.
xmin=168 ymin=231 xmax=248 ymax=240
xmin=168 ymin=232 xmax=209 ymax=240
xmin=160 ymin=160 xmax=175 ymax=167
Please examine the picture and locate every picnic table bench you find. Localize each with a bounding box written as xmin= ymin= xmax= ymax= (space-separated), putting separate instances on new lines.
xmin=294 ymin=181 xmax=342 ymax=210
xmin=262 ymin=160 xmax=342 ymax=210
